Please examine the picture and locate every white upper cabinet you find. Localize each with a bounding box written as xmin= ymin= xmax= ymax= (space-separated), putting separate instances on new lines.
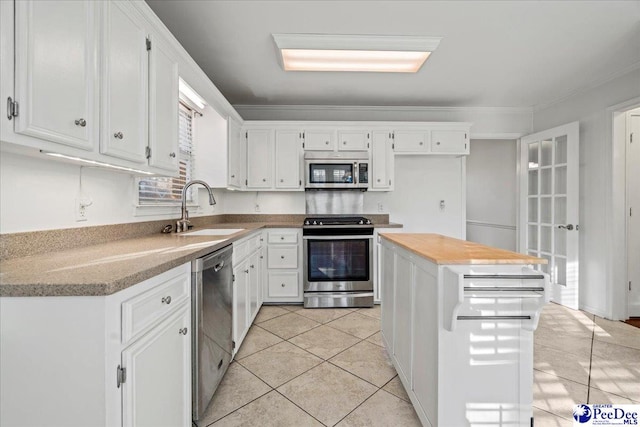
xmin=338 ymin=130 xmax=370 ymax=151
xmin=148 ymin=35 xmax=179 ymax=173
xmin=227 ymin=117 xmax=246 ymax=189
xmin=393 ymin=130 xmax=429 ymax=153
xmin=431 ymin=130 xmax=469 ymax=154
xmin=100 ymin=1 xmax=148 ymax=163
xmin=275 ymin=130 xmax=302 ymax=189
xmin=304 ymin=129 xmax=335 ymax=151
xmin=371 ymin=131 xmax=394 ymax=191
xmin=13 ymin=0 xmax=98 ymax=150
xmin=246 ymin=129 xmax=273 ymax=188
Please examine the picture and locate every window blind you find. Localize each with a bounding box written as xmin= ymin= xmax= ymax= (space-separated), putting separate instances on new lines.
xmin=138 ymin=103 xmax=195 ymax=205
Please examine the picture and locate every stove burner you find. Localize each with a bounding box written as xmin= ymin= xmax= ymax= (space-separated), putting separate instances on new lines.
xmin=303 ymin=216 xmax=372 ymax=226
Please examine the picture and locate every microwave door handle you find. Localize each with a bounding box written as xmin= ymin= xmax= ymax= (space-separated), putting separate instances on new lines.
xmin=354 ymin=163 xmax=358 ymax=184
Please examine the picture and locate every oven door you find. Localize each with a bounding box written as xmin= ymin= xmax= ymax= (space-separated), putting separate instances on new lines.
xmin=303 ymin=235 xmax=373 ymax=292
xmin=305 ymin=160 xmax=362 ymax=189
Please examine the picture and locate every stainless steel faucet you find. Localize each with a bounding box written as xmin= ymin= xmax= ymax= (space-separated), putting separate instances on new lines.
xmin=176 ymin=180 xmax=216 ymax=233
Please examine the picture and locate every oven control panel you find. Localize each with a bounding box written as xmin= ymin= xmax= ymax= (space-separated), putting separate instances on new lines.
xmin=358 ymin=162 xmax=368 ymax=184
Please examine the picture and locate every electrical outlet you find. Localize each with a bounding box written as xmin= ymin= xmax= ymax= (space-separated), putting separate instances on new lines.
xmin=76 ymin=199 xmax=88 ymax=222
xmin=377 ymin=202 xmax=384 ymax=212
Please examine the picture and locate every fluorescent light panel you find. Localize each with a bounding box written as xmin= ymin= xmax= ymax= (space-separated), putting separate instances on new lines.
xmin=179 ymin=79 xmax=206 ymax=109
xmin=281 ymin=49 xmax=430 ymax=73
xmin=273 ymin=34 xmax=441 ymax=73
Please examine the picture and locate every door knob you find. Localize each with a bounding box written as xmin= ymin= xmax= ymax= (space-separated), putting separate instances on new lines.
xmin=169 ymin=152 xmax=176 ymax=158
xmin=114 ymin=132 xmax=124 ymax=139
xmin=557 ymin=224 xmax=574 ymax=230
xmin=179 ymin=328 xmax=188 ymax=335
xmin=75 ymin=118 xmax=86 ymax=127
xmin=161 ymin=296 xmax=171 ymax=304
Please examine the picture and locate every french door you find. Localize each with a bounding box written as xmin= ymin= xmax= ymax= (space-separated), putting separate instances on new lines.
xmin=519 ymin=122 xmax=579 ymax=309
xmin=628 ymin=112 xmax=640 ymax=316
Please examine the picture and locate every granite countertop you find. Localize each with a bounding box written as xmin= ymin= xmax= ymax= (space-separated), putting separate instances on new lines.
xmin=0 ymin=219 xmax=403 ymax=297
xmin=380 ymin=233 xmax=546 ymax=265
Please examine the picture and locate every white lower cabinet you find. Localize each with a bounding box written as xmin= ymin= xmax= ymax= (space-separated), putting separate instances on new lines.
xmin=263 ymin=229 xmax=303 ymax=303
xmin=0 ymin=263 xmax=192 ymax=427
xmin=121 ymin=304 xmax=191 ymax=427
xmin=232 ymin=231 xmax=264 ymax=355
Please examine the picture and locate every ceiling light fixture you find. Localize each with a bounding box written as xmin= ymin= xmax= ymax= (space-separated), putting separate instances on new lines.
xmin=272 ymin=34 xmax=441 ymax=73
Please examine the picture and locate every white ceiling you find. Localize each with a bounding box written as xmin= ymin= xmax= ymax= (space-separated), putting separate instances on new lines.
xmin=145 ymin=0 xmax=640 ymax=109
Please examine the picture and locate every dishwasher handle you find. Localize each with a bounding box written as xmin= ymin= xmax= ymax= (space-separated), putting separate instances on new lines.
xmin=213 ymin=261 xmax=225 ymax=272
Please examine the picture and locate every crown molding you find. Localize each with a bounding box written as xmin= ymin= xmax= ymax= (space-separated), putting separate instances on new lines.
xmin=233 ymin=104 xmax=533 ymax=115
xmin=533 ymin=60 xmax=640 ymax=113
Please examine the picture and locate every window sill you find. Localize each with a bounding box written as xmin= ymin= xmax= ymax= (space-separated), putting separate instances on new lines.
xmin=134 ymin=203 xmax=200 ymax=217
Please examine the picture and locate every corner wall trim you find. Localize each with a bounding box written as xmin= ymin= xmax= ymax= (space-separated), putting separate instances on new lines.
xmin=466 ymin=220 xmax=516 ymax=231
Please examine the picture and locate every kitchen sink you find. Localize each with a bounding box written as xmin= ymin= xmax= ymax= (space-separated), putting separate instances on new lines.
xmin=181 ymin=228 xmax=246 ymax=236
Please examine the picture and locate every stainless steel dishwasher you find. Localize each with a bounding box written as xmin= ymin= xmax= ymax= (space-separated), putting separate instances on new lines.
xmin=192 ymin=244 xmax=233 ymax=421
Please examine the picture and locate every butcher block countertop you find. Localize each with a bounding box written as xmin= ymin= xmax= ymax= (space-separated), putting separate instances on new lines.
xmin=379 ymin=233 xmax=546 ymax=265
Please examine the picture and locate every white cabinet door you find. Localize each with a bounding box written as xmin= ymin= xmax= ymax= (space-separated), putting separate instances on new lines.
xmin=121 ymin=304 xmax=191 ymax=427
xmin=394 ymin=131 xmax=429 ymax=153
xmin=148 ymin=36 xmax=179 ymax=173
xmin=371 ymin=131 xmax=394 ymax=190
xmin=248 ymin=251 xmax=260 ymax=322
xmin=304 ymin=129 xmax=335 ymax=151
xmin=14 ymin=0 xmax=98 ymax=150
xmin=246 ymin=129 xmax=273 ymax=188
xmin=101 ymin=1 xmax=147 ymax=163
xmin=227 ymin=118 xmax=245 ymax=189
xmin=338 ymin=130 xmax=370 ymax=151
xmin=380 ymin=244 xmax=395 ymax=347
xmin=431 ymin=130 xmax=468 ymax=154
xmin=233 ymin=260 xmax=249 ymax=350
xmin=275 ymin=130 xmax=302 ymax=189
xmin=394 ymin=254 xmax=413 ymax=381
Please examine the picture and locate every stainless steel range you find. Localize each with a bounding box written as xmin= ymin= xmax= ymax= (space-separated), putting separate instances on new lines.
xmin=303 ymin=216 xmax=374 ymax=308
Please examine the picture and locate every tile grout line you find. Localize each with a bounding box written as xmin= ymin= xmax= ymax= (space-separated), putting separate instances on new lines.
xmin=273 ymin=389 xmax=330 ymax=427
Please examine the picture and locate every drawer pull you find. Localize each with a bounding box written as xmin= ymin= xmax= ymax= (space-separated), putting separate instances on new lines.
xmin=114 ymin=131 xmax=124 ymax=140
xmin=161 ymin=296 xmax=172 ymax=305
xmin=280 ymin=236 xmax=284 ymax=240
xmin=179 ymin=327 xmax=188 ymax=335
xmin=280 ymin=255 xmax=285 ymax=259
xmin=281 ymin=283 xmax=286 ymax=287
xmin=244 ymin=269 xmax=249 ymax=274
xmin=250 ymin=264 xmax=255 ymax=269
xmin=75 ymin=118 xmax=86 ymax=127
xmin=457 ymin=315 xmax=531 ymax=321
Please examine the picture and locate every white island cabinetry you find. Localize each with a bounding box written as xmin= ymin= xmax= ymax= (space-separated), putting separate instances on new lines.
xmin=380 ymin=234 xmax=548 ymax=427
xmin=0 ymin=264 xmax=192 ymax=427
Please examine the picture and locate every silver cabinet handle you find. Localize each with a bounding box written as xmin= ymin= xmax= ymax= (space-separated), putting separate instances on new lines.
xmin=114 ymin=132 xmax=123 ymax=139
xmin=280 ymin=236 xmax=284 ymax=240
xmin=280 ymin=179 xmax=284 ymax=182
xmin=231 ymin=174 xmax=235 ymax=178
xmin=244 ymin=269 xmax=249 ymax=274
xmin=343 ymin=141 xmax=347 ymax=145
xmin=262 ymin=178 xmax=266 ymax=182
xmin=250 ymin=264 xmax=255 ymax=269
xmin=377 ymin=178 xmax=381 ymax=182
xmin=280 ymin=255 xmax=285 ymax=259
xmin=75 ymin=118 xmax=86 ymax=127
xmin=161 ymin=296 xmax=172 ymax=304
xmin=281 ymin=283 xmax=285 ymax=287
xmin=169 ymin=152 xmax=176 ymax=158
xmin=436 ymin=141 xmax=441 ymax=145
xmin=419 ymin=141 xmax=423 ymax=145
xmin=558 ymin=224 xmax=574 ymax=230
xmin=179 ymin=327 xmax=188 ymax=335
xmin=325 ymin=141 xmax=329 ymax=145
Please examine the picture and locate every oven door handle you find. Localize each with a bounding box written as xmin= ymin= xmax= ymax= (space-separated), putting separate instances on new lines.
xmin=303 ymin=235 xmax=374 ymax=240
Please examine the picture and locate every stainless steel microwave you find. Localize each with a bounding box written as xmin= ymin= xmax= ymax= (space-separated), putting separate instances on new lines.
xmin=304 ymin=151 xmax=369 ymax=190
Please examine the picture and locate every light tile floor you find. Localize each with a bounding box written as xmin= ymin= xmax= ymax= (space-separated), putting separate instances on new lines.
xmin=195 ymin=303 xmax=640 ymax=427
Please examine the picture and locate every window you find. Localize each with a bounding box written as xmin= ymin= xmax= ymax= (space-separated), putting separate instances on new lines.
xmin=137 ymin=103 xmax=195 ymax=206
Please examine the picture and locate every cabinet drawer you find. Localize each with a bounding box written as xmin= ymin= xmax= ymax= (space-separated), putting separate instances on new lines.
xmin=268 ymin=246 xmax=298 ymax=268
xmin=121 ymin=271 xmax=190 ymax=344
xmin=233 ymin=239 xmax=249 ymax=264
xmin=248 ymin=233 xmax=263 ymax=252
xmin=268 ymin=272 xmax=300 ymax=298
xmin=268 ymin=231 xmax=298 ymax=244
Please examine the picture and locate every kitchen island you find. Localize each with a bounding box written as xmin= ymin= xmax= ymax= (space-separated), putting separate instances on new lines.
xmin=379 ymin=233 xmax=548 ymax=427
